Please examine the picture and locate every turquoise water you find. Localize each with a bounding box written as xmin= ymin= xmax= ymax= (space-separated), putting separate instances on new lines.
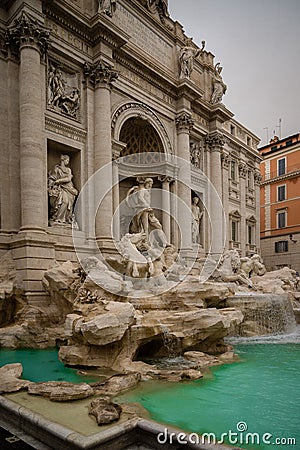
xmin=118 ymin=333 xmax=300 ymax=449
xmin=0 ymin=348 xmax=97 ymax=383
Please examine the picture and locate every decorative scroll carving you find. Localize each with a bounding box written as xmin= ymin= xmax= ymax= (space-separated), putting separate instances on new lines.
xmin=83 ymin=61 xmax=118 ymax=87
xmin=47 ymin=62 xmax=80 ymax=120
xmin=175 ymin=112 xmax=194 ymax=133
xmin=5 ymin=11 xmax=50 ymax=55
xmin=211 ymin=62 xmax=227 ymax=104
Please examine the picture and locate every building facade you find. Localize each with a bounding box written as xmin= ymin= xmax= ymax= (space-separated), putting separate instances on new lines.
xmin=259 ymin=133 xmax=300 ymax=272
xmin=0 ymin=0 xmax=261 ymax=303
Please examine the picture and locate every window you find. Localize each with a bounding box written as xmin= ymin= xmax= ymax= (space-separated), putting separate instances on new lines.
xmin=277 ymin=185 xmax=286 ymax=201
xmin=277 ymin=211 xmax=286 ymax=229
xmin=231 ymin=221 xmax=238 ymax=242
xmin=248 ymin=225 xmax=253 ymax=244
xmin=278 ymin=158 xmax=286 ymax=176
xmin=247 ymin=170 xmax=253 ymax=189
xmin=285 ymin=140 xmax=292 ymax=147
xmin=230 ymin=161 xmax=236 ymax=181
xmin=230 ymin=125 xmax=235 ymax=136
xmin=275 ymin=241 xmax=288 ymax=253
xmin=247 ymin=137 xmax=251 ymax=146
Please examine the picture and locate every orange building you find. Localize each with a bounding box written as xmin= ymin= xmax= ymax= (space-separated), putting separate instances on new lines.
xmin=259 ymin=133 xmax=300 ymax=272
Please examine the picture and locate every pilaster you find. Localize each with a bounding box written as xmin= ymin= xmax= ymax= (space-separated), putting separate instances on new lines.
xmin=84 ymin=61 xmax=118 ymax=246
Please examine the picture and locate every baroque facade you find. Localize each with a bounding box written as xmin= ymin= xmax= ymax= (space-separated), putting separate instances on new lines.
xmin=0 ymin=0 xmax=261 ymax=303
xmin=259 ymin=133 xmax=300 ymax=273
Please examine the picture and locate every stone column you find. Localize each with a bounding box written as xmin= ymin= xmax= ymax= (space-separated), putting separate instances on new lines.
xmin=84 ymin=61 xmax=118 ymax=246
xmin=221 ymin=150 xmax=230 ymax=249
xmin=8 ymin=13 xmax=50 ymax=232
xmin=112 ymin=150 xmax=120 ymax=241
xmin=158 ymin=176 xmax=172 ymax=242
xmin=239 ymin=162 xmax=247 ymax=255
xmin=175 ymin=112 xmax=194 ymax=251
xmin=206 ymin=132 xmax=225 ymax=259
xmin=254 ymin=170 xmax=262 ymax=253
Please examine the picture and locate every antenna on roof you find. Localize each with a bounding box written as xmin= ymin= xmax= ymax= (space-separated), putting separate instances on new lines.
xmin=263 ymin=127 xmax=269 ymax=144
xmin=276 ymin=118 xmax=282 ymax=139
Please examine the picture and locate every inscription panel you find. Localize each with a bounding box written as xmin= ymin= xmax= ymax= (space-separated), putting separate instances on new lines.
xmin=46 ymin=19 xmax=91 ymax=55
xmin=116 ymin=63 xmax=174 ymax=105
xmin=114 ymin=4 xmax=173 ymax=68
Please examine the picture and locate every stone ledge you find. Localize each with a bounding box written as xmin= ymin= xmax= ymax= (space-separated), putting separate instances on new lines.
xmin=0 ymin=395 xmax=241 ymax=449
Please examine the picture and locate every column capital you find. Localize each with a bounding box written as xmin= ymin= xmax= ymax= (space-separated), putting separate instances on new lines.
xmin=238 ymin=162 xmax=247 ymax=178
xmin=83 ymin=60 xmax=118 ymax=88
xmin=221 ymin=150 xmax=230 ymax=169
xmin=158 ymin=175 xmax=174 ymax=184
xmin=254 ymin=170 xmax=262 ymax=185
xmin=175 ymin=112 xmax=194 ymax=133
xmin=6 ymin=11 xmax=51 ymax=55
xmin=205 ymin=132 xmax=225 ymax=151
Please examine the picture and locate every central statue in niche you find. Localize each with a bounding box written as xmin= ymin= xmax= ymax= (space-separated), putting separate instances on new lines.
xmin=126 ymin=177 xmax=162 ymax=238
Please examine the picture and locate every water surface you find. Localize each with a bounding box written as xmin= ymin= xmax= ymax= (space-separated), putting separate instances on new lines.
xmin=118 ymin=331 xmax=300 ymax=449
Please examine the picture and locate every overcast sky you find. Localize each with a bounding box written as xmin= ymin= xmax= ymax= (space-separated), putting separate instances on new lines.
xmin=169 ymin=0 xmax=300 ymax=146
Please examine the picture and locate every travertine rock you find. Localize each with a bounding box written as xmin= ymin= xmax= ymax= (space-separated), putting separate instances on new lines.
xmin=92 ymin=373 xmax=141 ymax=396
xmin=0 ymin=363 xmax=32 ymax=393
xmin=89 ymin=398 xmax=122 ymax=425
xmin=28 ymin=381 xmax=94 ymax=401
xmin=80 ymin=302 xmax=135 ymax=345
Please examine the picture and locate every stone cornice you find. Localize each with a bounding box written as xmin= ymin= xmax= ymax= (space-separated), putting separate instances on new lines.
xmin=83 ymin=60 xmax=118 ymax=87
xmin=260 ymin=169 xmax=300 ymax=186
xmin=45 ymin=116 xmax=86 ymax=143
xmin=6 ymin=11 xmax=51 ymax=55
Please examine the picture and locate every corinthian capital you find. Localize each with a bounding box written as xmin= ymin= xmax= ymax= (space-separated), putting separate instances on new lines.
xmin=205 ymin=132 xmax=225 ymax=151
xmin=6 ymin=11 xmax=50 ymax=55
xmin=175 ymin=112 xmax=194 ymax=133
xmin=83 ymin=61 xmax=118 ymax=87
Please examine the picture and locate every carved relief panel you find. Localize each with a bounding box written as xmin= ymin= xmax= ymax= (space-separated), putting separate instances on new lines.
xmin=47 ymin=60 xmax=81 ymax=121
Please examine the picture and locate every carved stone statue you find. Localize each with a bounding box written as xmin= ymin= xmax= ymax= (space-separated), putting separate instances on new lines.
xmin=98 ymin=0 xmax=117 ymax=17
xmin=211 ymin=62 xmax=227 ymax=104
xmin=190 ymin=142 xmax=202 ymax=168
xmin=191 ymin=197 xmax=203 ymax=244
xmin=146 ymin=0 xmax=169 ymax=22
xmin=48 ymin=154 xmax=78 ymax=226
xmin=126 ymin=177 xmax=162 ymax=238
xmin=48 ymin=65 xmax=80 ymax=119
xmin=179 ymin=40 xmax=205 ymax=78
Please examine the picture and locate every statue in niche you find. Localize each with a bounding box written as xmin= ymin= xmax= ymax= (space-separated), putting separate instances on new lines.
xmin=98 ymin=0 xmax=117 ymax=17
xmin=190 ymin=142 xmax=202 ymax=168
xmin=48 ymin=154 xmax=78 ymax=226
xmin=211 ymin=62 xmax=227 ymax=104
xmin=179 ymin=40 xmax=205 ymax=78
xmin=48 ymin=65 xmax=80 ymax=119
xmin=126 ymin=177 xmax=162 ymax=238
xmin=191 ymin=197 xmax=203 ymax=244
